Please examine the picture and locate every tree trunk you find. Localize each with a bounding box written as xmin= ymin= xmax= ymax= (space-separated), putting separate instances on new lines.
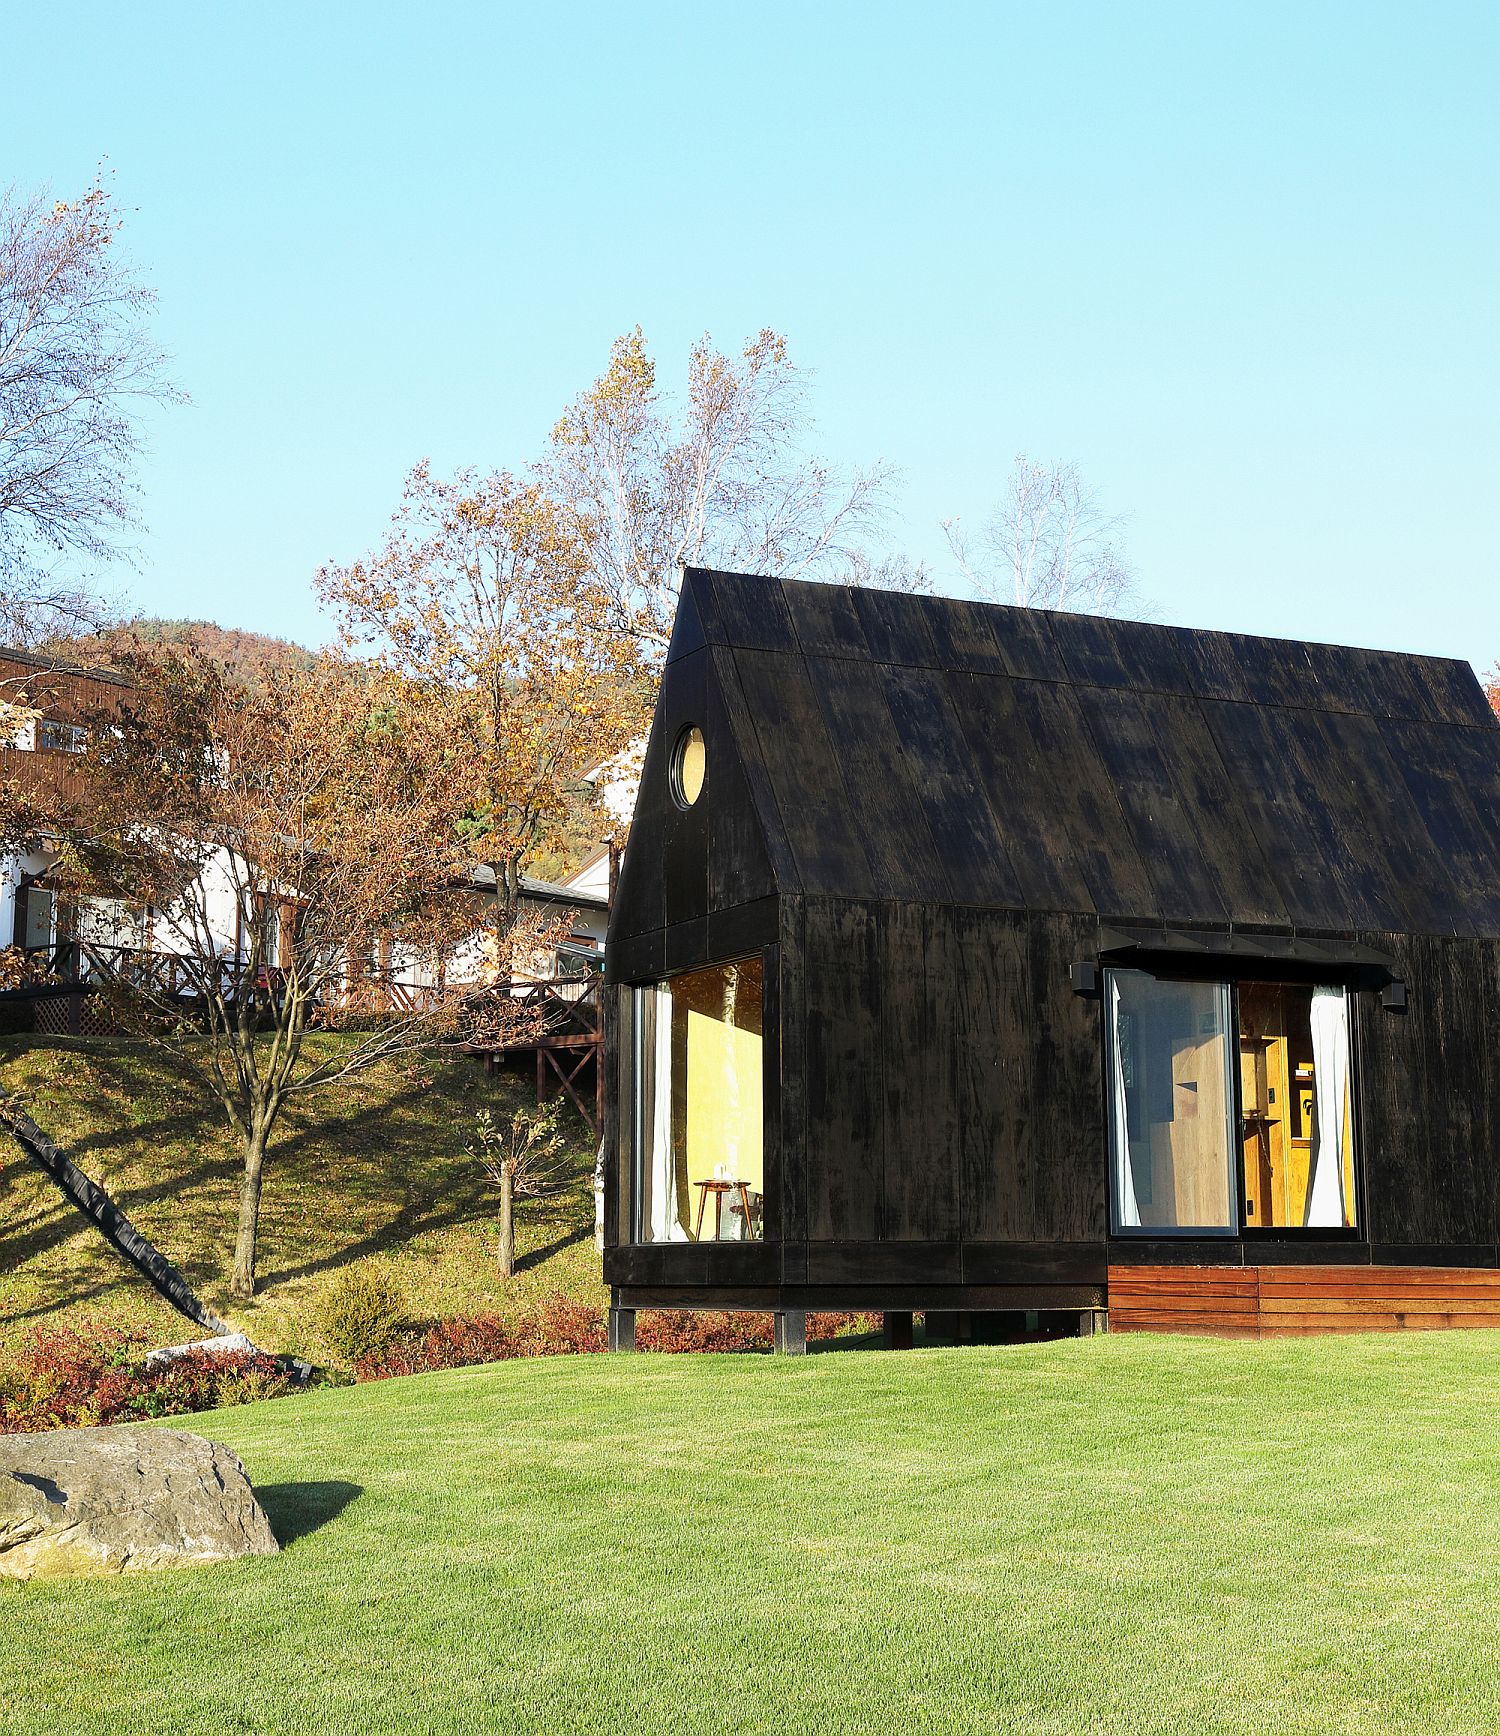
xmin=593 ymin=1134 xmax=606 ymax=1255
xmin=230 ymin=1125 xmax=269 ymax=1299
xmin=498 ymin=1161 xmax=515 ymax=1278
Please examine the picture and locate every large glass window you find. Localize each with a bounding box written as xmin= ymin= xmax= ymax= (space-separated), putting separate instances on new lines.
xmin=1107 ymin=971 xmax=1237 ymax=1233
xmin=631 ymin=957 xmax=764 ymax=1242
xmin=1107 ymin=968 xmax=1357 ymax=1235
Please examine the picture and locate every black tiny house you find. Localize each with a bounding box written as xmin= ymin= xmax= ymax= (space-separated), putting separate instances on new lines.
xmin=602 ymin=567 xmax=1500 ymax=1345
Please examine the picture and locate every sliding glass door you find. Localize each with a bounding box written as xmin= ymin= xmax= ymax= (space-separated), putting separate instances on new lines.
xmin=1107 ymin=968 xmax=1357 ymax=1236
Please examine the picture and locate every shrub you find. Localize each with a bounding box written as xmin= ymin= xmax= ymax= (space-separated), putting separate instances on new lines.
xmin=353 ymin=1298 xmax=883 ymax=1380
xmin=318 ymin=1265 xmax=409 ymax=1367
xmin=355 ymin=1295 xmax=607 ymax=1379
xmin=0 ymin=1321 xmax=303 ymax=1434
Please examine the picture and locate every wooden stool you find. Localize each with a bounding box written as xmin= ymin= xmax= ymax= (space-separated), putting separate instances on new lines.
xmin=692 ymin=1178 xmax=754 ymax=1240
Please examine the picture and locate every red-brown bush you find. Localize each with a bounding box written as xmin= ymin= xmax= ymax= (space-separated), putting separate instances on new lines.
xmin=356 ymin=1296 xmax=607 ymax=1378
xmin=0 ymin=1322 xmax=302 ymax=1434
xmin=354 ymin=1296 xmax=882 ymax=1379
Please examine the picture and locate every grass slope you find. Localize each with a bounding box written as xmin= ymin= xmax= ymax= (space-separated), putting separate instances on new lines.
xmin=7 ymin=1331 xmax=1500 ymax=1733
xmin=0 ymin=1036 xmax=603 ymax=1360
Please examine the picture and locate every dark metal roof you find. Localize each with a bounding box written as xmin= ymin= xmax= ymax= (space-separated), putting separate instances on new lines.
xmin=465 ymin=864 xmax=609 ymax=913
xmin=0 ymin=645 xmax=134 ymax=688
xmin=643 ymin=566 xmax=1500 ymax=941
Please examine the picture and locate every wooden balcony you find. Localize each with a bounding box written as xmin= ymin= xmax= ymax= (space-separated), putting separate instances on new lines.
xmin=0 ymin=746 xmax=94 ymax=813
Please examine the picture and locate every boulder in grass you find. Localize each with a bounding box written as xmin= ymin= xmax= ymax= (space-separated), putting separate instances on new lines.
xmin=0 ymin=1424 xmax=280 ymax=1580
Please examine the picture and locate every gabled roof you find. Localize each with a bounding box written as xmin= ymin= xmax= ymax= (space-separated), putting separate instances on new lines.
xmin=635 ymin=566 xmax=1500 ymax=941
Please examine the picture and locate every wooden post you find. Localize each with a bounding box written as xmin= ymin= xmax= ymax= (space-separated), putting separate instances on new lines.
xmin=1078 ymin=1308 xmax=1109 ymax=1337
xmin=925 ymin=1310 xmax=957 ymax=1344
xmin=926 ymin=1311 xmax=977 ymax=1344
xmin=594 ymin=1040 xmax=605 ymax=1138
xmin=608 ymin=1306 xmax=636 ymax=1352
xmin=882 ymin=1311 xmax=914 ymax=1351
xmin=774 ymin=1310 xmax=806 ymax=1356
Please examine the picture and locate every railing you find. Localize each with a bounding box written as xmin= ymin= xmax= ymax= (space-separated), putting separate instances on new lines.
xmin=8 ymin=943 xmax=602 ymax=1031
xmin=10 ymin=941 xmax=441 ymax=1010
xmin=489 ymin=973 xmax=603 ymax=1044
xmin=17 ymin=940 xmax=243 ymax=1000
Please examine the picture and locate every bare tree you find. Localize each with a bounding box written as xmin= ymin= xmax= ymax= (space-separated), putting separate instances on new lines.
xmin=0 ymin=173 xmax=178 ymax=643
xmin=545 ymin=327 xmax=905 ymax=648
xmin=470 ymin=1100 xmax=569 ymax=1278
xmin=944 ymin=456 xmax=1138 ymax=616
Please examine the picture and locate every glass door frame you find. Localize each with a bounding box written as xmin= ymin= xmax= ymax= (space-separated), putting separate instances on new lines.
xmin=1104 ymin=964 xmax=1365 ymax=1239
xmin=624 ymin=945 xmax=777 ymax=1247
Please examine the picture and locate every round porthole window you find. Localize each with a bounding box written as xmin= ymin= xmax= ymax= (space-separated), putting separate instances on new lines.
xmin=670 ymin=725 xmax=706 ymax=808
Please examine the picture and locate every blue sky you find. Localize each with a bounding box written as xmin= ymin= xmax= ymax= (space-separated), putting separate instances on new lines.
xmin=6 ymin=2 xmax=1496 ymax=665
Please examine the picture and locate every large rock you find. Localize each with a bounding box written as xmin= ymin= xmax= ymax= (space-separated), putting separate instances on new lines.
xmin=0 ymin=1425 xmax=280 ymax=1579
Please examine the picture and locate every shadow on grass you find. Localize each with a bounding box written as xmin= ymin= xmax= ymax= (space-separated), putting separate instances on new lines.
xmin=256 ymin=1478 xmax=363 ymax=1547
xmin=513 ymin=1219 xmax=593 ymax=1275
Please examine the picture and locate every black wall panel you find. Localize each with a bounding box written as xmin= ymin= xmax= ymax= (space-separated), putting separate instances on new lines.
xmin=944 ymin=906 xmax=1036 ymax=1242
xmin=1028 ymin=911 xmax=1109 ymax=1242
xmin=1076 ymin=687 xmax=1227 ymax=925
xmin=802 ymin=897 xmax=885 ymax=1241
xmin=878 ymin=664 xmax=1026 ymax=910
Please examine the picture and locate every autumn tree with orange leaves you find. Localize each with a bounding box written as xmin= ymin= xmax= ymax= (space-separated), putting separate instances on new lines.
xmin=62 ymin=646 xmax=551 ymax=1300
xmin=317 ymin=462 xmax=650 ymax=945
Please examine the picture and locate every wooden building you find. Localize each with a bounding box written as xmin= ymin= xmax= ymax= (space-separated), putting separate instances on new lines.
xmin=602 ymin=567 xmax=1500 ymax=1348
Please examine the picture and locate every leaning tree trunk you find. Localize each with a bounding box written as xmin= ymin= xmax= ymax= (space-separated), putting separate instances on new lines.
xmin=230 ymin=1124 xmax=270 ymax=1299
xmin=497 ymin=1162 xmax=515 ymax=1278
xmin=3 ymin=1110 xmax=231 ymax=1335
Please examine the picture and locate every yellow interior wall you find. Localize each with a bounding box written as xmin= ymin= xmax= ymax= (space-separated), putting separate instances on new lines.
xmin=685 ymin=1008 xmax=763 ymax=1194
xmin=671 ymin=959 xmax=764 ymax=1238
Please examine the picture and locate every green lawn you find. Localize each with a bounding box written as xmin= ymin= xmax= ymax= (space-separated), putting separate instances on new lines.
xmin=7 ymin=1330 xmax=1500 ymax=1733
xmin=0 ymin=1036 xmax=604 ymax=1361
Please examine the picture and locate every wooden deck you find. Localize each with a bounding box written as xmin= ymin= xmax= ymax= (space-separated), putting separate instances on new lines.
xmin=465 ymin=974 xmax=603 ymax=1138
xmin=1108 ymin=1263 xmax=1500 ymax=1336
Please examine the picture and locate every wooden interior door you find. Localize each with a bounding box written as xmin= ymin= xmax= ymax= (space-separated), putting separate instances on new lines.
xmin=1238 ymin=983 xmax=1290 ymax=1226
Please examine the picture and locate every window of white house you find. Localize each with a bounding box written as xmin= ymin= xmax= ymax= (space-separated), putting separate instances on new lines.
xmin=67 ymin=896 xmax=148 ymax=952
xmin=554 ymin=943 xmax=603 ymax=979
xmin=630 ymin=956 xmax=764 ymax=1242
xmin=1106 ymin=968 xmax=1356 ymax=1235
xmin=19 ymin=883 xmax=55 ymax=950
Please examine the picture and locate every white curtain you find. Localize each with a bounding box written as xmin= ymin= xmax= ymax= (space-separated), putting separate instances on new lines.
xmin=1306 ymin=985 xmax=1350 ymax=1228
xmin=1110 ymin=976 xmax=1142 ymax=1229
xmin=646 ymin=984 xmax=686 ymax=1242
